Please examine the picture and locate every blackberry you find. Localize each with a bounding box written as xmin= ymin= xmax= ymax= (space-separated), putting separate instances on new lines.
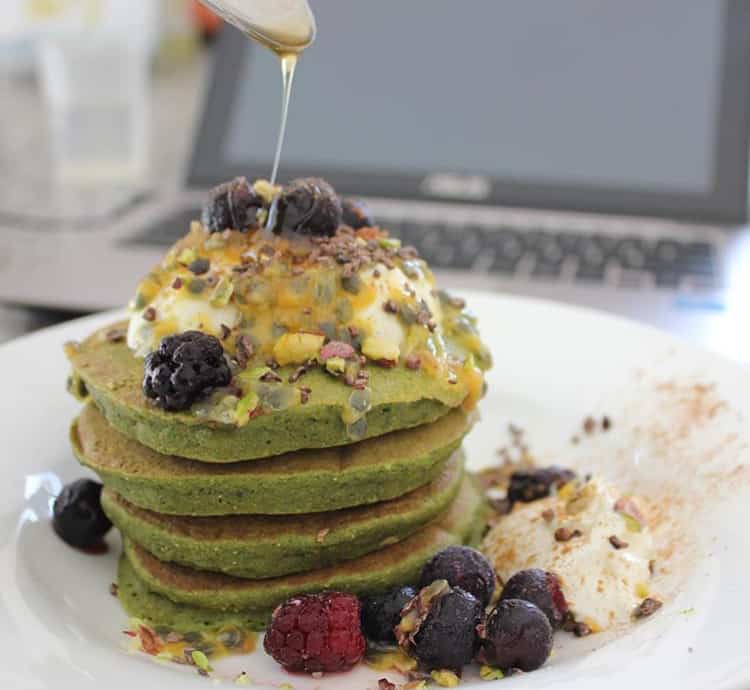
xmin=201 ymin=176 xmax=264 ymax=233
xmin=396 ymin=580 xmax=483 ymax=672
xmin=507 ymin=466 xmax=576 ymax=504
xmin=53 ymin=479 xmax=112 ymax=549
xmin=361 ymin=586 xmax=416 ymax=645
xmin=341 ymin=198 xmax=374 ymax=229
xmin=478 ymin=598 xmax=552 ymax=672
xmin=500 ymin=569 xmax=568 ymax=628
xmin=267 ymin=177 xmax=342 ymax=237
xmin=143 ymin=331 xmax=231 ymax=411
xmin=419 ymin=546 xmax=496 ymax=607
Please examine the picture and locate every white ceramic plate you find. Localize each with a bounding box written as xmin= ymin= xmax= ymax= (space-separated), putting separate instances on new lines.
xmin=1 ymin=291 xmax=749 ymax=690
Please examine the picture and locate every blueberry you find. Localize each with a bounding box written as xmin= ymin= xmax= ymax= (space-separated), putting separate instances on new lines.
xmin=201 ymin=176 xmax=264 ymax=233
xmin=419 ymin=546 xmax=496 ymax=608
xmin=53 ymin=479 xmax=112 ymax=548
xmin=500 ymin=569 xmax=568 ymax=628
xmin=478 ymin=599 xmax=552 ymax=672
xmin=396 ymin=580 xmax=483 ymax=672
xmin=507 ymin=466 xmax=576 ymax=504
xmin=143 ymin=331 xmax=231 ymax=411
xmin=267 ymin=177 xmax=342 ymax=237
xmin=341 ymin=199 xmax=374 ymax=229
xmin=361 ymin=586 xmax=416 ymax=645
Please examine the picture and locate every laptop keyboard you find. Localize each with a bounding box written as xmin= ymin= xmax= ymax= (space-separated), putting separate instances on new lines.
xmin=125 ymin=208 xmax=718 ymax=288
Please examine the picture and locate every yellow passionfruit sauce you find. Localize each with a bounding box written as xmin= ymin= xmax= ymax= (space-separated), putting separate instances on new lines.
xmin=128 ymin=620 xmax=257 ymax=664
xmin=130 ymin=221 xmax=491 ymax=412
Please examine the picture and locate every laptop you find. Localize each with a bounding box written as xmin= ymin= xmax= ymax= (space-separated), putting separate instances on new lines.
xmin=1 ymin=0 xmax=749 ymax=358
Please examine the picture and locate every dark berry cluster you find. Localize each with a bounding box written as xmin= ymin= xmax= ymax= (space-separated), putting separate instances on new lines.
xmin=361 ymin=548 xmax=561 ymax=676
xmin=261 ymin=547 xmax=615 ymax=679
xmin=142 ymin=331 xmax=231 ymax=411
xmin=202 ymin=175 xmax=374 ymax=238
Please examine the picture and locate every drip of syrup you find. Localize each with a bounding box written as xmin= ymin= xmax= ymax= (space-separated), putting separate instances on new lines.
xmin=199 ymin=0 xmax=316 ymax=182
xmin=270 ymin=53 xmax=297 ymax=184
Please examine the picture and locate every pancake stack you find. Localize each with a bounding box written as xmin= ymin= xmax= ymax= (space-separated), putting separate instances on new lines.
xmin=64 ymin=178 xmax=491 ymax=634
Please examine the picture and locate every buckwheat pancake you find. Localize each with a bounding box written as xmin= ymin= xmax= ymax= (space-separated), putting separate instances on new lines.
xmin=67 ymin=321 xmax=476 ymax=462
xmin=120 ymin=476 xmax=486 ymax=626
xmin=72 ymin=403 xmax=472 ymax=515
xmin=101 ymin=450 xmax=464 ymax=579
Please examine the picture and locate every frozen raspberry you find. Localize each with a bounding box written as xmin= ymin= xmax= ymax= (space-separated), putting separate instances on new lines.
xmin=263 ymin=592 xmax=365 ymax=673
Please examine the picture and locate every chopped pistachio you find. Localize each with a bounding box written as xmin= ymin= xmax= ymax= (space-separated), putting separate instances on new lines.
xmin=431 ymin=670 xmax=460 ymax=687
xmin=362 ymin=335 xmax=400 ymax=362
xmin=325 ymin=356 xmax=347 ymax=375
xmin=210 ymin=276 xmax=234 ymax=307
xmin=619 ymin=512 xmax=642 ymax=533
xmin=235 ymin=392 xmax=260 ymax=426
xmin=190 ymin=649 xmax=212 ymax=673
xmin=378 ymin=237 xmax=402 ymax=250
xmin=273 ymin=332 xmax=325 ymax=366
xmin=635 ymin=582 xmax=650 ymax=598
xmin=204 ymin=233 xmax=226 ymax=251
xmin=177 ymin=248 xmax=197 ymax=265
xmin=237 ymin=366 xmax=273 ymax=386
xmin=479 ymin=665 xmax=504 ymax=681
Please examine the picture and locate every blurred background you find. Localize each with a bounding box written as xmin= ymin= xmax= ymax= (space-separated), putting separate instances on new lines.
xmin=1 ymin=0 xmax=750 ymax=361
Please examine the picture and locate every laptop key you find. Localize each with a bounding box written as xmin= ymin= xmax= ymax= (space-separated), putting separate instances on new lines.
xmin=575 ymin=263 xmax=606 ymax=282
xmin=532 ymin=260 xmax=563 ymax=279
xmin=490 ymin=254 xmax=521 ymax=275
xmin=655 ymin=270 xmax=682 ymax=288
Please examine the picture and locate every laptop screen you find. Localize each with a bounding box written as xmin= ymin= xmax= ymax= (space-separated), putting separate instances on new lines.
xmin=190 ymin=0 xmax=750 ymax=223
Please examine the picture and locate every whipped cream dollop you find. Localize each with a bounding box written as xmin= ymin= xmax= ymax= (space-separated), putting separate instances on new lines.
xmin=127 ymin=256 xmax=441 ymax=360
xmin=482 ymin=477 xmax=655 ymax=631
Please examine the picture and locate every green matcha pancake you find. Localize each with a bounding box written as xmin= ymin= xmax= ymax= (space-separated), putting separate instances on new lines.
xmin=101 ymin=450 xmax=464 ymax=579
xmin=121 ymin=475 xmax=485 ymax=618
xmin=118 ymin=555 xmax=270 ymax=633
xmin=67 ymin=321 xmax=479 ymax=462
xmin=73 ymin=402 xmax=472 ymax=515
